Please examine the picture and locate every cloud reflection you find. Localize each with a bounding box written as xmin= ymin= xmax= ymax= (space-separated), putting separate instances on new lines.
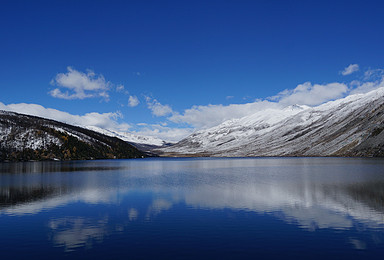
xmin=2 ymin=170 xmax=384 ymax=231
xmin=2 ymin=158 xmax=384 ymax=252
xmin=349 ymin=238 xmax=367 ymax=250
xmin=128 ymin=208 xmax=139 ymax=221
xmin=49 ymin=217 xmax=109 ymax=251
xmin=145 ymin=199 xmax=173 ymax=219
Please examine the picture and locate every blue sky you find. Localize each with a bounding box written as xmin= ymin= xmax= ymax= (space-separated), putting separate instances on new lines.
xmin=1 ymin=0 xmax=384 ymax=141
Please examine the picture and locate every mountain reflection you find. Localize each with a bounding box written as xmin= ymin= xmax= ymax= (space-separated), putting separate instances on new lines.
xmin=0 ymin=186 xmax=59 ymax=208
xmin=1 ymin=158 xmax=384 ymax=250
xmin=342 ymin=181 xmax=384 ymax=212
xmin=0 ymin=161 xmax=123 ymax=174
xmin=181 ymin=181 xmax=384 ymax=230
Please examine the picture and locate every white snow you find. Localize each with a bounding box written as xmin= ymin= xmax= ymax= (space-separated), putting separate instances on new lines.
xmin=162 ymin=87 xmax=384 ymax=156
xmin=84 ymin=126 xmax=166 ymax=146
xmin=0 ymin=124 xmax=62 ymax=151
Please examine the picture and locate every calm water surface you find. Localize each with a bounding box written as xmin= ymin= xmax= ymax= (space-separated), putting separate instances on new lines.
xmin=1 ymin=157 xmax=384 ymax=259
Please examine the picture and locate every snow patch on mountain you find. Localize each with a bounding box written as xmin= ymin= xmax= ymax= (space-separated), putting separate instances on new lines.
xmin=0 ymin=127 xmax=62 ymax=151
xmin=0 ymin=111 xmax=145 ymax=161
xmin=84 ymin=126 xmax=166 ymax=146
xmin=160 ymin=88 xmax=384 ymax=157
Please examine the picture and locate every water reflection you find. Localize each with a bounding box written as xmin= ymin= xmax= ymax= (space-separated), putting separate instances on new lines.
xmin=1 ymin=158 xmax=384 ymax=254
xmin=349 ymin=238 xmax=367 ymax=250
xmin=128 ymin=208 xmax=139 ymax=221
xmin=0 ymin=160 xmax=123 ymax=174
xmin=0 ymin=186 xmax=58 ymax=208
xmin=343 ymin=181 xmax=384 ymax=212
xmin=49 ymin=217 xmax=110 ymax=251
xmin=146 ymin=198 xmax=173 ymax=219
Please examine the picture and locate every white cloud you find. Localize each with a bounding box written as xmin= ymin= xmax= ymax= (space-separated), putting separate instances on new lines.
xmin=363 ymin=68 xmax=384 ymax=81
xmin=6 ymin=66 xmax=384 ymax=143
xmin=273 ymin=82 xmax=349 ymax=106
xmin=50 ymin=67 xmax=111 ymax=100
xmin=0 ymin=101 xmax=191 ymax=142
xmin=341 ymin=64 xmax=359 ymax=76
xmin=132 ymin=124 xmax=194 ymax=143
xmin=0 ymin=101 xmax=193 ymax=142
xmin=128 ymin=95 xmax=140 ymax=107
xmin=0 ymin=102 xmax=131 ymax=131
xmin=116 ymin=86 xmax=124 ymax=92
xmin=116 ymin=85 xmax=130 ymax=95
xmin=349 ymin=77 xmax=384 ymax=95
xmin=145 ymin=97 xmax=174 ymax=117
xmin=168 ymin=81 xmax=348 ymax=129
xmin=169 ymin=101 xmax=279 ymax=129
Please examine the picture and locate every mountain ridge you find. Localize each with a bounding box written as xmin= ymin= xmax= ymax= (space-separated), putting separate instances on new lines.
xmin=158 ymin=88 xmax=384 ymax=157
xmin=84 ymin=125 xmax=168 ymax=147
xmin=0 ymin=111 xmax=146 ymax=161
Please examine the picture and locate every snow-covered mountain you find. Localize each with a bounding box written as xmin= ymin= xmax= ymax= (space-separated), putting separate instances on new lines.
xmin=160 ymin=88 xmax=384 ymax=157
xmin=0 ymin=111 xmax=145 ymax=161
xmin=84 ymin=126 xmax=167 ymax=147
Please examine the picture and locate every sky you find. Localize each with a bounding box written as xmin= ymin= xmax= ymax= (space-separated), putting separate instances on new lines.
xmin=1 ymin=0 xmax=384 ymax=142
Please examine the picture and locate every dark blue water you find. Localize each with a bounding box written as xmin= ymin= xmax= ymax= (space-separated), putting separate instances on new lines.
xmin=1 ymin=157 xmax=384 ymax=259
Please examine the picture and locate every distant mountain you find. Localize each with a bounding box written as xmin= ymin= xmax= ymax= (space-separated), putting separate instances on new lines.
xmin=0 ymin=111 xmax=146 ymax=161
xmin=159 ymin=88 xmax=384 ymax=157
xmin=84 ymin=126 xmax=169 ymax=148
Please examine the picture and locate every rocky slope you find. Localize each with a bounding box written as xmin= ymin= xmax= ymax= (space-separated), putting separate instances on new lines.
xmin=0 ymin=111 xmax=146 ymax=161
xmin=159 ymin=88 xmax=384 ymax=157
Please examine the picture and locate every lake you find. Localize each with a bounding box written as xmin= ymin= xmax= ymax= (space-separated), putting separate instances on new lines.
xmin=1 ymin=157 xmax=384 ymax=259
